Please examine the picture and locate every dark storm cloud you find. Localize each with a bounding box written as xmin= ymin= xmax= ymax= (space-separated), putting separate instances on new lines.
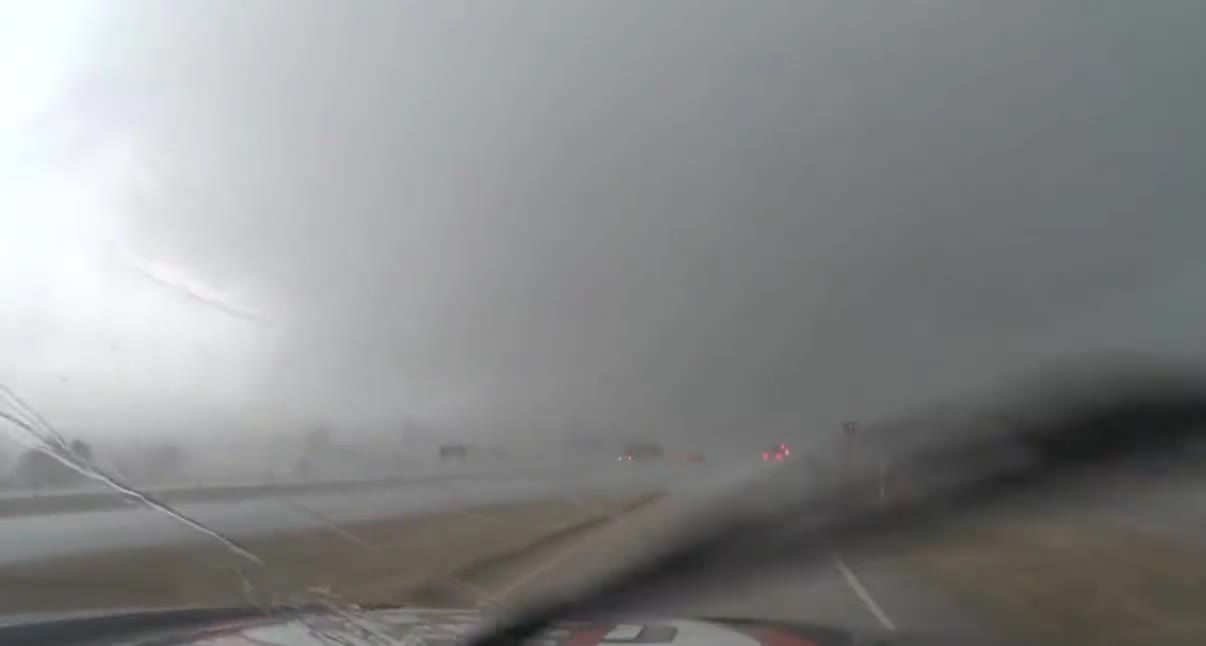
xmin=8 ymin=1 xmax=1203 ymax=441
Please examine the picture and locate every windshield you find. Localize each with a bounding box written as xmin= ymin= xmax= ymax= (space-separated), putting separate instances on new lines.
xmin=1 ymin=2 xmax=1204 ymax=646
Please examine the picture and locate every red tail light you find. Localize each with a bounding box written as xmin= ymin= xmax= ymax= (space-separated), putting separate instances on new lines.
xmin=762 ymin=452 xmax=770 ymax=460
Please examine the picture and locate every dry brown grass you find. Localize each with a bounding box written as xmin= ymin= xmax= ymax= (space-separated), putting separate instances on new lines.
xmin=910 ymin=516 xmax=1206 ymax=646
xmin=0 ymin=495 xmax=656 ymax=615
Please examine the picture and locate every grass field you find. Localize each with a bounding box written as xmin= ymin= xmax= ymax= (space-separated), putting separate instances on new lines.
xmin=910 ymin=515 xmax=1206 ymax=646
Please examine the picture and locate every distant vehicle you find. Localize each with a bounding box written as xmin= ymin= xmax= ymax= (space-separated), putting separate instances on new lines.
xmin=762 ymin=443 xmax=791 ymax=462
xmin=619 ymin=442 xmax=665 ymax=462
xmin=439 ymin=445 xmax=470 ymax=460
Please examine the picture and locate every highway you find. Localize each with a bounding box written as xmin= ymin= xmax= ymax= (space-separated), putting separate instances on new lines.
xmin=0 ymin=455 xmax=1107 ymax=642
xmin=455 ymin=464 xmax=1206 ymax=644
xmin=0 ymin=461 xmax=749 ymax=566
xmin=3 ymin=450 xmax=1198 ymax=644
xmin=456 ymin=467 xmax=1010 ymax=644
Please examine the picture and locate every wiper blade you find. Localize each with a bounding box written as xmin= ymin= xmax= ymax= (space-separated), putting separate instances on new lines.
xmin=467 ymin=364 xmax=1206 ymax=646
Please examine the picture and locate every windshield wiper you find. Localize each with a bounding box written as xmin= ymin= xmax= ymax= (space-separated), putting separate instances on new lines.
xmin=468 ymin=362 xmax=1206 ymax=646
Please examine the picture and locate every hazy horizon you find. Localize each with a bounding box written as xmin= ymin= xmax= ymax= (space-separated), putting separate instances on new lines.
xmin=2 ymin=2 xmax=1204 ymax=453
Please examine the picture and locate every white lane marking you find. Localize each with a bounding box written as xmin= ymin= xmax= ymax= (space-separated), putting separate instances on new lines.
xmin=490 ymin=515 xmax=628 ymax=601
xmin=832 ymin=553 xmax=896 ymax=631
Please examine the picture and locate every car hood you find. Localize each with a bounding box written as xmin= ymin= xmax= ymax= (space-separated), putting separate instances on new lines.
xmin=109 ymin=608 xmax=871 ymax=646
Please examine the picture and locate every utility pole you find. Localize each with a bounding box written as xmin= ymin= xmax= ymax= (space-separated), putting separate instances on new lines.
xmin=841 ymin=420 xmax=858 ymax=495
xmin=842 ymin=421 xmax=858 ymax=463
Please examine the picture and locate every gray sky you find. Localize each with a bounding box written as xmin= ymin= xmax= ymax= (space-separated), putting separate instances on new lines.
xmin=1 ymin=1 xmax=1204 ymax=445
